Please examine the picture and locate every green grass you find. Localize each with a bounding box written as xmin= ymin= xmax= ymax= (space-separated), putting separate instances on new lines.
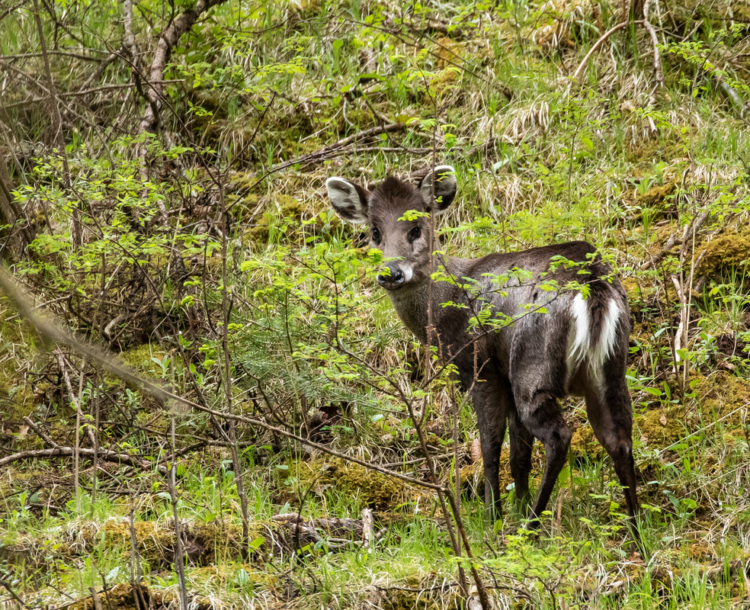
xmin=3 ymin=431 xmax=748 ymax=609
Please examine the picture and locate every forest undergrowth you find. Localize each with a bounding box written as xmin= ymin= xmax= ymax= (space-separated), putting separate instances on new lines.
xmin=1 ymin=0 xmax=750 ymax=608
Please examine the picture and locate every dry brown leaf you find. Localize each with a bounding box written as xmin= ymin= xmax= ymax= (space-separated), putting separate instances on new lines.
xmin=470 ymin=438 xmax=482 ymax=463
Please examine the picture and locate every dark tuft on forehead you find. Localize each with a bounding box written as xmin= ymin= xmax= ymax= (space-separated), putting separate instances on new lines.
xmin=369 ymin=176 xmax=424 ymax=219
xmin=376 ymin=176 xmax=416 ymax=200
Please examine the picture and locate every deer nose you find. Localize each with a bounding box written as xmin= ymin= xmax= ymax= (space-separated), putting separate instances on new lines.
xmin=377 ymin=265 xmax=405 ymax=287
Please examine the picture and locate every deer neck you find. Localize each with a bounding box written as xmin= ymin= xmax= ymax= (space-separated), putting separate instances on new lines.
xmin=385 ymin=256 xmax=466 ymax=344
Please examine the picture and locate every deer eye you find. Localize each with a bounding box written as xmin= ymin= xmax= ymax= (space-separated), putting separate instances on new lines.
xmin=371 ymin=228 xmax=381 ymax=244
xmin=408 ymin=226 xmax=421 ymax=242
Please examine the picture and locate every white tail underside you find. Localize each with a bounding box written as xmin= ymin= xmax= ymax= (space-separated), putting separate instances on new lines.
xmin=567 ymin=293 xmax=621 ymax=383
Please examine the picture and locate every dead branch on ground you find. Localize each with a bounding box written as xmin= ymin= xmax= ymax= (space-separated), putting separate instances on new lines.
xmin=0 ymin=446 xmax=168 ymax=473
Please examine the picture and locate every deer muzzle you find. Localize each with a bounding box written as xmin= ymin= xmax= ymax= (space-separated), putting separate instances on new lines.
xmin=377 ymin=263 xmax=407 ymax=290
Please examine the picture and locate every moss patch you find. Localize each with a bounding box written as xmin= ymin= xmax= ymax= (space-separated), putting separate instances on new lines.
xmin=459 ymin=459 xmax=484 ymax=497
xmin=687 ymin=541 xmax=715 ymax=561
xmin=668 ymin=0 xmax=750 ymax=23
xmin=696 ymin=228 xmax=750 ymax=277
xmin=620 ymin=277 xmax=640 ymax=298
xmin=694 ymin=372 xmax=750 ymax=426
xmin=100 ymin=520 xmax=176 ymax=564
xmin=97 ymin=519 xmax=251 ymax=566
xmin=635 ymin=407 xmax=686 ymax=447
xmin=247 ymin=193 xmax=338 ymax=245
xmin=248 ymin=194 xmax=299 ymax=243
xmin=381 ymin=589 xmax=460 ymax=610
xmin=625 ymin=135 xmax=686 ymax=166
xmin=570 ymin=422 xmax=604 ymax=460
xmin=295 ymin=458 xmax=412 ymax=510
xmin=228 ymin=171 xmax=260 ymax=197
xmin=69 ymin=583 xmax=146 ymax=610
xmin=636 ymin=180 xmax=678 ymax=208
xmin=120 ymin=345 xmax=170 ymax=371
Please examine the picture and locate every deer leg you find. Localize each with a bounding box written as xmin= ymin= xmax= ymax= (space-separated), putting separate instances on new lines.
xmin=473 ymin=384 xmax=508 ymax=520
xmin=585 ymin=379 xmax=639 ymax=528
xmin=508 ymin=407 xmax=534 ymax=512
xmin=513 ymin=389 xmax=572 ymax=527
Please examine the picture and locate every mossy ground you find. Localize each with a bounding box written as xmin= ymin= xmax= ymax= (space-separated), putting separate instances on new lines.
xmin=293 ymin=457 xmax=414 ymax=511
xmin=697 ymin=228 xmax=750 ymax=278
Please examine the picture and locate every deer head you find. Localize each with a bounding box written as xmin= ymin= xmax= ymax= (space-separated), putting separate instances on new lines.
xmin=325 ymin=165 xmax=457 ymax=290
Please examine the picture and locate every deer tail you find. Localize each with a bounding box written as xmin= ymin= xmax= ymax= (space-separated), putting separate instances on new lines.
xmin=567 ymin=282 xmax=625 ymax=375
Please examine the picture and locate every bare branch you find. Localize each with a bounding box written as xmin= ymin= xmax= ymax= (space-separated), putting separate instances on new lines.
xmin=31 ymin=0 xmax=79 ymax=245
xmin=643 ymin=0 xmax=664 ymax=91
xmin=0 ymin=446 xmax=168 ymax=473
xmin=23 ymin=416 xmax=60 ymax=448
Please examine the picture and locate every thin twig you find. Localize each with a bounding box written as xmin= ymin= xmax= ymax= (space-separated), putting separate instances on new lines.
xmin=54 ymin=350 xmax=97 ymax=448
xmin=220 ymin=173 xmax=251 ymax=557
xmin=80 ymin=46 xmax=123 ymax=90
xmin=643 ymin=0 xmax=664 ymax=93
xmin=0 ymin=0 xmax=27 ymax=24
xmin=571 ymin=20 xmax=643 ymax=83
xmin=2 ymin=50 xmax=105 ymax=61
xmin=128 ymin=489 xmax=148 ymax=610
xmin=642 ymin=210 xmax=709 ymax=269
xmin=168 ymin=420 xmax=188 ymax=610
xmin=0 ymin=577 xmax=31 ymax=610
xmin=89 ymin=588 xmax=103 ymax=610
xmin=54 ymin=349 xmax=92 ymax=512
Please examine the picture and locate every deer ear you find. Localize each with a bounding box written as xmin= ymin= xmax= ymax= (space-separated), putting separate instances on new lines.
xmin=325 ymin=177 xmax=369 ymax=224
xmin=419 ymin=165 xmax=457 ymax=214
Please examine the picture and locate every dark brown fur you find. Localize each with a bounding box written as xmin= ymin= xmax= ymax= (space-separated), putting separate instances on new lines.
xmin=325 ymin=169 xmax=639 ymax=538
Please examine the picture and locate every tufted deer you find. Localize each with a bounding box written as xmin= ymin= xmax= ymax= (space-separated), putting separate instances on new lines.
xmin=325 ymin=165 xmax=639 ymax=533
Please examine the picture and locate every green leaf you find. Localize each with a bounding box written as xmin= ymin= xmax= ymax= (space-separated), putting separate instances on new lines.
xmin=235 ymin=568 xmax=249 ymax=585
xmin=492 ymin=519 xmax=503 ymax=535
xmin=398 ymin=210 xmax=431 ymax=222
